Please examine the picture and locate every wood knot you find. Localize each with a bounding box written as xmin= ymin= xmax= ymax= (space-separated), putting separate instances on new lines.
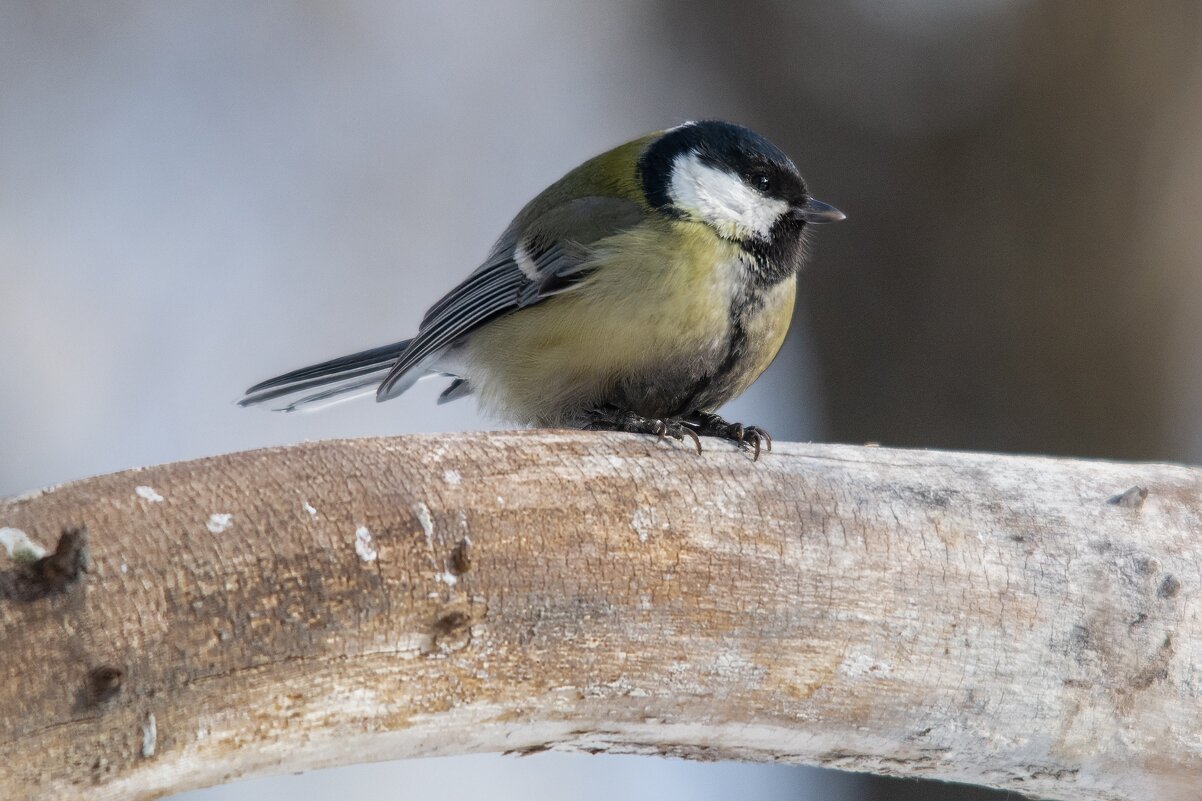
xmin=1107 ymin=486 xmax=1148 ymax=509
xmin=1 ymin=526 xmax=90 ymax=601
xmin=30 ymin=526 xmax=90 ymax=592
xmin=449 ymin=537 xmax=473 ymax=576
xmin=430 ymin=599 xmax=487 ymax=653
xmin=1158 ymin=574 xmax=1182 ymax=599
xmin=87 ymin=665 xmax=124 ymax=704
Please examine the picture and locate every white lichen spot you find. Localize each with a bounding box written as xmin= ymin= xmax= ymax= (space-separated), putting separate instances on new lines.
xmin=442 ymin=469 xmax=462 ymax=487
xmin=436 ymin=571 xmax=458 ymax=586
xmin=496 ymin=495 xmax=505 ymax=507
xmin=141 ymin=713 xmax=157 ymax=758
xmin=303 ymin=501 xmax=318 ymax=518
xmin=0 ymin=527 xmax=47 ymax=563
xmin=120 ymin=562 xmax=129 ymax=574
xmin=206 ymin=513 xmax=232 ymax=534
xmin=135 ymin=485 xmax=164 ymax=503
xmin=415 ymin=502 xmax=435 ymax=545
xmin=354 ymin=526 xmax=377 ymax=562
xmin=630 ymin=507 xmax=669 ymax=543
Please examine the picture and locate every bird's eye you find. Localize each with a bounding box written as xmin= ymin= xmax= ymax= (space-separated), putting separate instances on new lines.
xmin=753 ymin=173 xmax=771 ymax=192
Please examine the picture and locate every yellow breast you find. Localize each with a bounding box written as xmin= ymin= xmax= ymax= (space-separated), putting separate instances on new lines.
xmin=461 ymin=219 xmax=794 ymax=425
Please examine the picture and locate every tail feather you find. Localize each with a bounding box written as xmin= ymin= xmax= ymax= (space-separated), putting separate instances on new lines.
xmin=243 ymin=339 xmax=413 ymax=397
xmin=239 ymin=338 xmax=413 ymax=411
xmin=272 ymin=374 xmax=384 ymax=413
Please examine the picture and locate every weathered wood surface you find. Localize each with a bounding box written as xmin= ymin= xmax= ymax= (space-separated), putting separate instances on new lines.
xmin=1 ymin=432 xmax=1199 ymax=800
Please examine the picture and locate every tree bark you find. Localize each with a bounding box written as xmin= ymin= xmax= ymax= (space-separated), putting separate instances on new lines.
xmin=1 ymin=432 xmax=1199 ymax=801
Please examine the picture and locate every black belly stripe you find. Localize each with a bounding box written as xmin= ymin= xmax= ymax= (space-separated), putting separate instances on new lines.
xmin=668 ymin=290 xmax=763 ymax=417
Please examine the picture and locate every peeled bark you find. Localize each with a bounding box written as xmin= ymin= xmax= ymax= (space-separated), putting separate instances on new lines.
xmin=1 ymin=432 xmax=1199 ymax=800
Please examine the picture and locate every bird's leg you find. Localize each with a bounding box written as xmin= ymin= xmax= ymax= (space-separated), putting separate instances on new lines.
xmin=583 ymin=407 xmax=702 ymax=454
xmin=682 ymin=411 xmax=773 ymax=460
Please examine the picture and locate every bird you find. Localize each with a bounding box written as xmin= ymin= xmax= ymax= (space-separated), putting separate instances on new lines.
xmin=240 ymin=120 xmax=844 ymax=458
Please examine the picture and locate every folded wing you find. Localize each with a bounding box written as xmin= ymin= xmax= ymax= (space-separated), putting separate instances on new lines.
xmin=375 ymin=195 xmax=644 ymax=401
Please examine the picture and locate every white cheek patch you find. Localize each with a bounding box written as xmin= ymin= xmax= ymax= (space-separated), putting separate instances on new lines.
xmin=669 ymin=151 xmax=789 ymax=239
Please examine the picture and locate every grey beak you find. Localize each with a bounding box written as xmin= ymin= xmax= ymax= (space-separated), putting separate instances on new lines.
xmin=797 ymin=197 xmax=846 ymax=223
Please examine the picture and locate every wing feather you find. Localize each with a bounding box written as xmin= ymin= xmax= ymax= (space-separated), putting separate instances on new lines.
xmin=377 ymin=196 xmax=644 ymax=400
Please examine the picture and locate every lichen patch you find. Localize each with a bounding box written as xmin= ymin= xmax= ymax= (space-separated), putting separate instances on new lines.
xmin=141 ymin=713 xmax=157 ymax=758
xmin=0 ymin=527 xmax=47 ymax=563
xmin=354 ymin=526 xmax=378 ymax=562
xmin=135 ymin=485 xmax=164 ymax=503
xmin=415 ymin=502 xmax=435 ymax=544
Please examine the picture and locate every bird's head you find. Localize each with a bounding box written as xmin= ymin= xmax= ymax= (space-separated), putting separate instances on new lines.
xmin=639 ymin=120 xmax=843 ymax=271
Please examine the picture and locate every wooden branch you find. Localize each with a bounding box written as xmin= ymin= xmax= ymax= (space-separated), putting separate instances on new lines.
xmin=2 ymin=432 xmax=1200 ymax=801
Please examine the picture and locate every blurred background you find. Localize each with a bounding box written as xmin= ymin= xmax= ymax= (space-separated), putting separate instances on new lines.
xmin=3 ymin=1 xmax=1200 ymax=799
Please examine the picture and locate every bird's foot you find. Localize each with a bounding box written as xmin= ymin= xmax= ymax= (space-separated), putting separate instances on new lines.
xmin=584 ymin=407 xmax=702 ymax=454
xmin=683 ymin=412 xmax=772 ymax=460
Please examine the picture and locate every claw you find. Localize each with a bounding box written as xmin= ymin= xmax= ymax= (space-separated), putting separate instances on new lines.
xmin=680 ymin=425 xmax=702 ymax=455
xmin=684 ymin=412 xmax=773 ymax=460
xmin=584 ymin=407 xmax=705 ymax=456
xmin=744 ymin=426 xmax=771 ymax=460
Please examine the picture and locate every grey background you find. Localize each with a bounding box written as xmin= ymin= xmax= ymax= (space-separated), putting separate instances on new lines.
xmin=4 ymin=2 xmax=1201 ymax=799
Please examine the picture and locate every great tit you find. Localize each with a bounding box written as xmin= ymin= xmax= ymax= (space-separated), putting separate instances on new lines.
xmin=240 ymin=120 xmax=844 ymax=457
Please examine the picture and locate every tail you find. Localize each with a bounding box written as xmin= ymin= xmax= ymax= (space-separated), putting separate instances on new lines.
xmin=239 ymin=339 xmax=414 ymax=412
